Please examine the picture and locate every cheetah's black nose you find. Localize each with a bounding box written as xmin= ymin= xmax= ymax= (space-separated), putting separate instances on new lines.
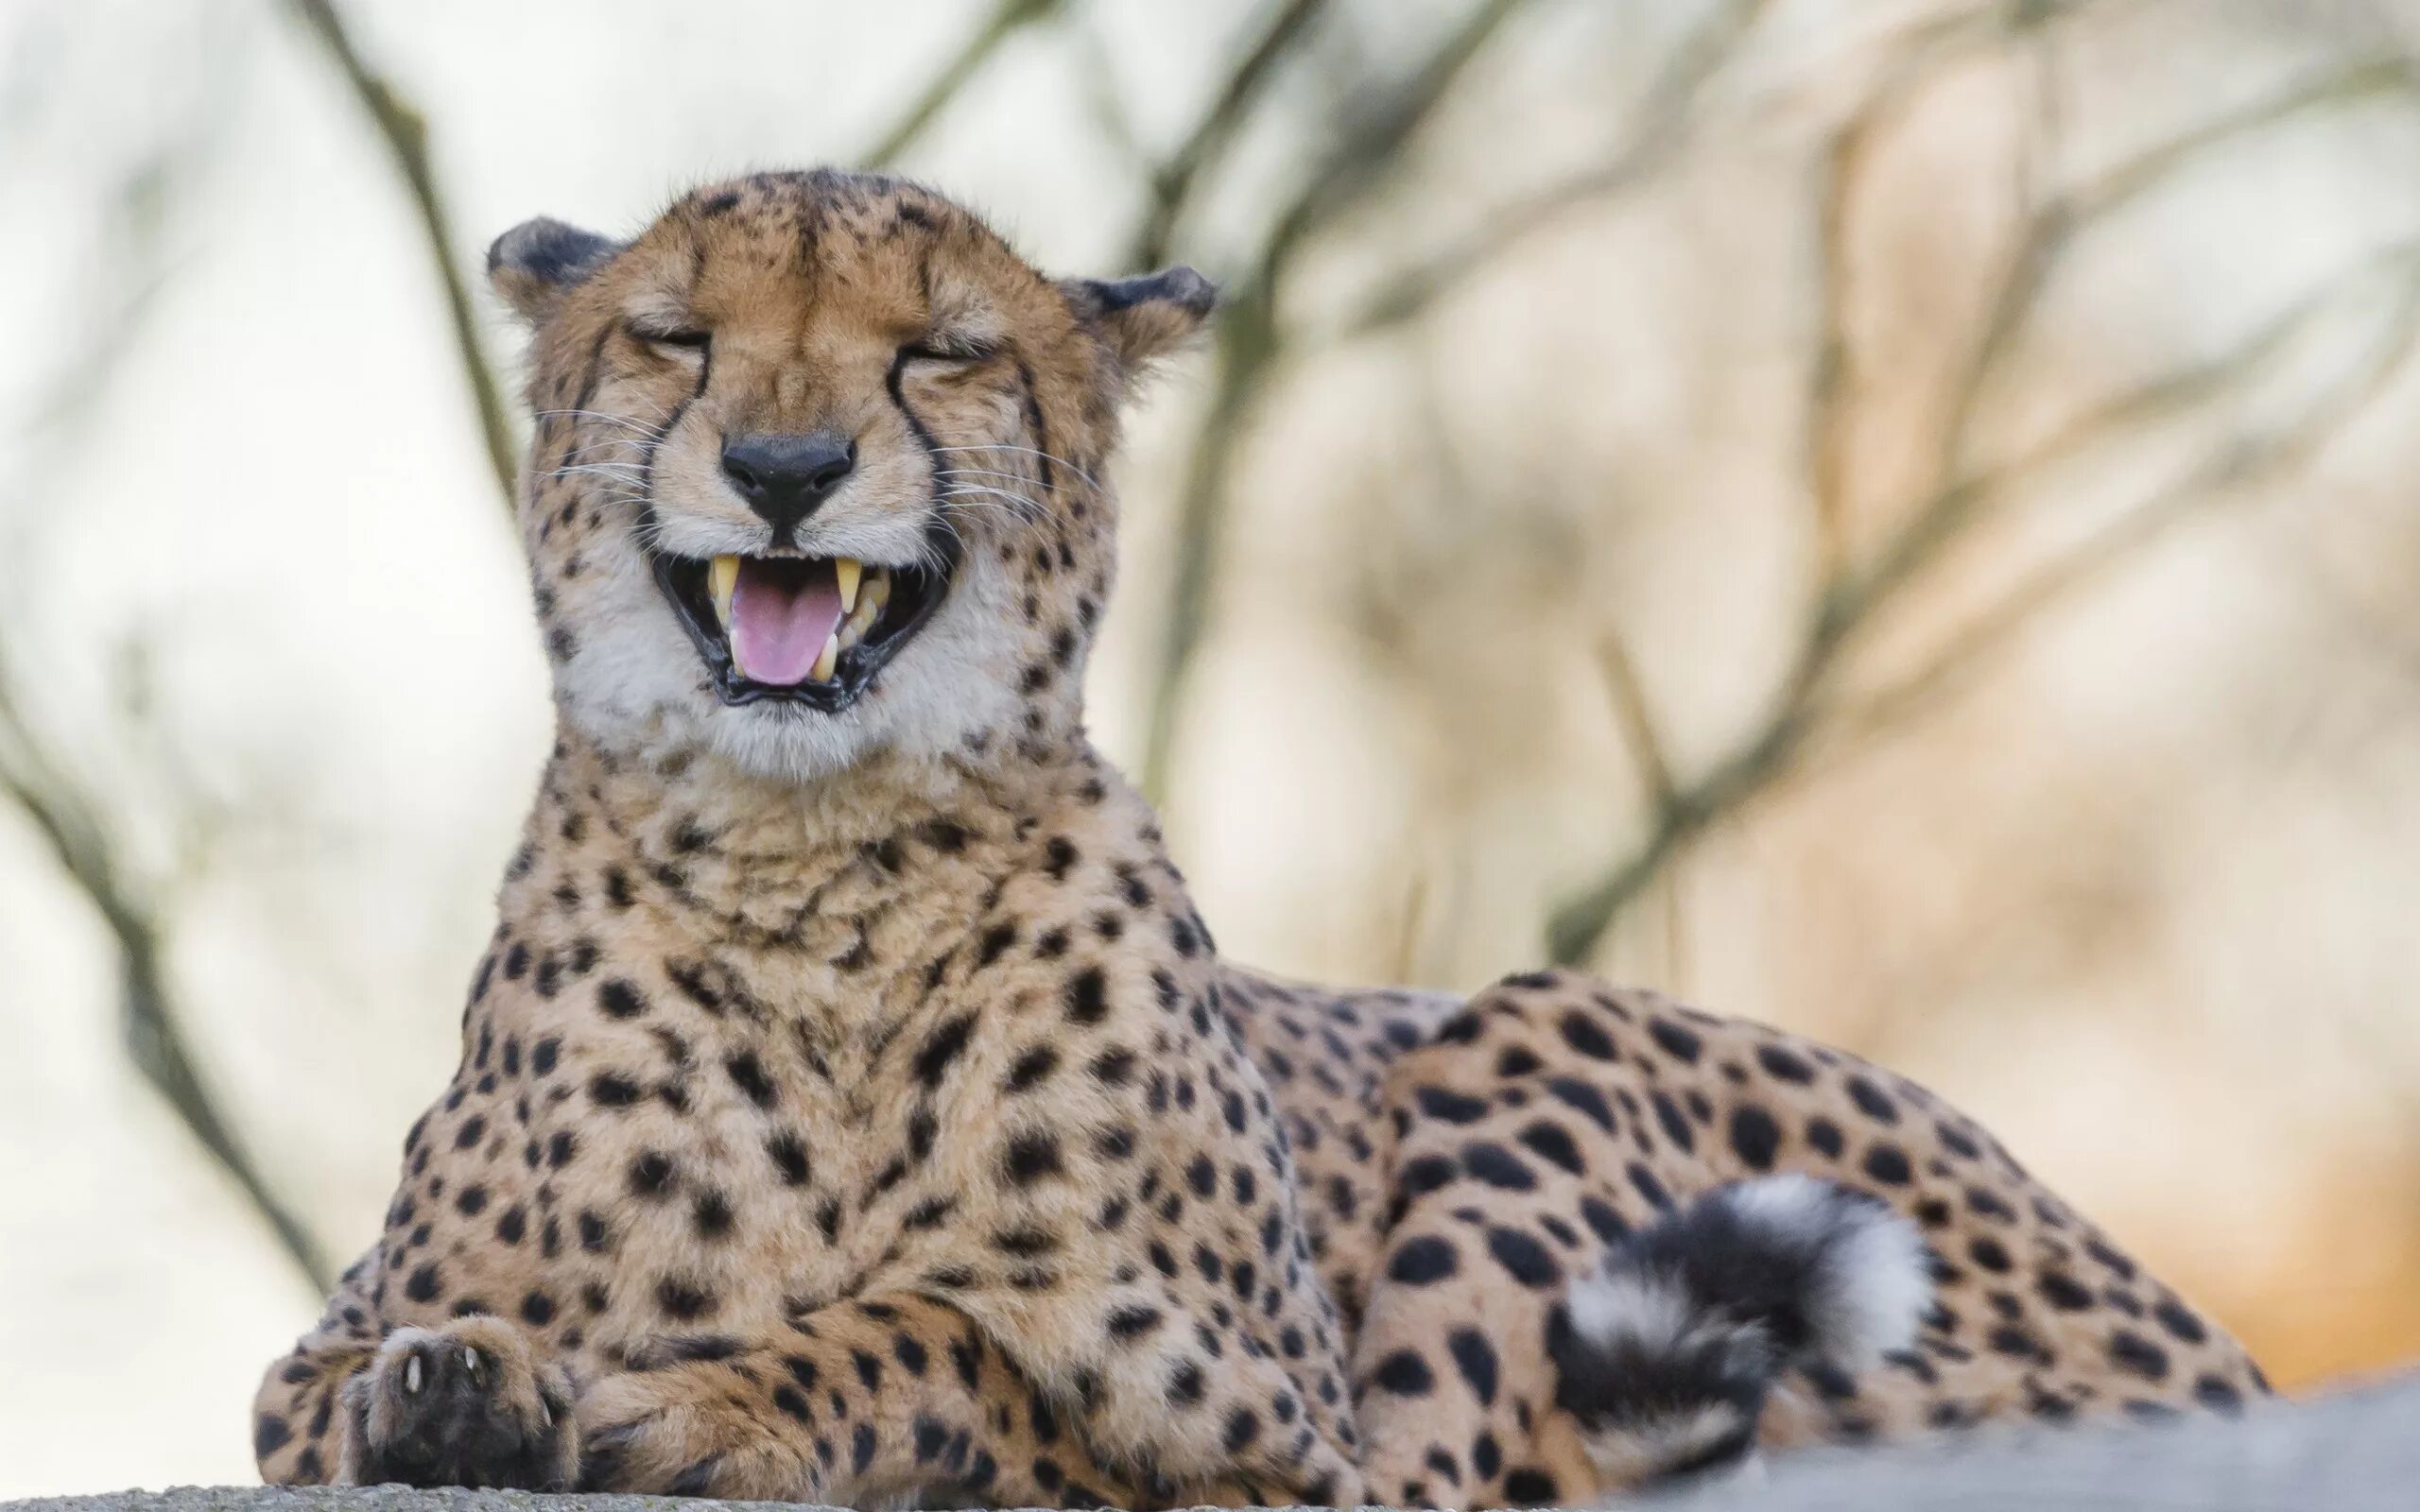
xmin=721 ymin=430 xmax=856 ymax=543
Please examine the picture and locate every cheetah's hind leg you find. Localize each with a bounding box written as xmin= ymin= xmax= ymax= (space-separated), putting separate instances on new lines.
xmin=1548 ymin=1174 xmax=1930 ymax=1488
xmin=340 ymin=1316 xmax=577 ymax=1489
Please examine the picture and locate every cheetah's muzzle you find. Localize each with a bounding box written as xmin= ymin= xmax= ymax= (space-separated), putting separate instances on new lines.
xmin=648 ymin=515 xmax=958 ymax=713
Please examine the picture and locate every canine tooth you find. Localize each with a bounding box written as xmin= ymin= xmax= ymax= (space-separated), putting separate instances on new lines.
xmin=863 ymin=569 xmax=890 ymax=613
xmin=835 ymin=557 xmax=862 ymax=612
xmin=837 ymin=584 xmax=881 ymax=648
xmin=810 ymin=630 xmax=839 ymax=681
xmin=709 ymin=555 xmax=739 ymax=627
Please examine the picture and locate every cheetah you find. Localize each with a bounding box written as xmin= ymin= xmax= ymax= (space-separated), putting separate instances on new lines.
xmin=250 ymin=170 xmax=2268 ymax=1508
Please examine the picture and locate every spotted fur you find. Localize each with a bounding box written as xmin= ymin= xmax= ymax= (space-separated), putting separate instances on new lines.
xmin=250 ymin=171 xmax=2266 ymax=1508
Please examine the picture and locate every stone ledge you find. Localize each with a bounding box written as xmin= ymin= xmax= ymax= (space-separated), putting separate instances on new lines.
xmin=13 ymin=1371 xmax=2417 ymax=1512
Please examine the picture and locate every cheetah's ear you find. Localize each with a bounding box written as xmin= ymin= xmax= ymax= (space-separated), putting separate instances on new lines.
xmin=487 ymin=216 xmax=623 ymax=323
xmin=1062 ymin=266 xmax=1218 ymax=378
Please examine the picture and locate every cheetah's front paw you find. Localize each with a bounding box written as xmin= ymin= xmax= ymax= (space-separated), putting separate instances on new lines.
xmin=341 ymin=1317 xmax=576 ymax=1489
xmin=577 ymin=1358 xmax=813 ymax=1500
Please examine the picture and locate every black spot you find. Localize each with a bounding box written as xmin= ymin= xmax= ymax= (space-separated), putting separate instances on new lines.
xmin=1472 ymin=1433 xmax=1503 ymax=1481
xmin=913 ymin=1013 xmax=978 ymax=1088
xmin=2037 ymin=1272 xmax=2095 ymax=1312
xmin=1545 ymin=1077 xmax=1616 ymax=1132
xmin=1415 ymin=1086 xmax=1490 ymax=1125
xmin=1106 ymin=1305 xmax=1164 ymax=1340
xmin=692 ymin=1189 xmax=735 ymax=1240
xmin=1579 ymin=1196 xmax=1630 ymax=1246
xmin=1222 ymin=1407 xmax=1260 ymax=1452
xmin=1755 ymin=1043 xmax=1815 ymax=1082
xmin=1651 ymin=1090 xmax=1695 ymax=1152
xmin=1485 ymin=1228 xmax=1560 ymax=1288
xmin=622 ymin=1155 xmax=680 ymax=1208
xmin=1064 ymin=968 xmax=1109 ymax=1024
xmin=1389 ymin=1235 xmax=1460 ymax=1285
xmin=1372 ymin=1349 xmax=1435 ymax=1395
xmin=977 ymin=922 xmax=1018 ymax=967
xmin=404 ymin=1263 xmax=441 ymax=1303
xmin=588 ymin=1073 xmax=641 ymax=1108
xmin=1559 ymin=1013 xmax=1617 ymax=1061
xmin=1629 ymin=1162 xmax=1673 ymax=1210
xmin=1495 ymin=1045 xmax=1543 ymax=1077
xmin=2108 ymin=1330 xmax=2170 ymax=1381
xmin=1004 ymin=1131 xmax=1064 ymax=1185
xmin=520 ymin=1291 xmax=555 ymax=1326
xmin=1461 ymin=1143 xmax=1538 ymax=1192
xmin=1446 ymin=1329 xmax=1498 ymax=1406
xmin=530 ymin=1038 xmax=559 ymax=1075
xmin=1729 ymin=1105 xmax=1782 ymax=1170
xmin=721 ymin=1050 xmax=778 ymax=1108
xmin=1806 ymin=1116 xmax=1845 ymax=1159
xmin=1044 ymin=835 xmax=1080 ymax=879
xmin=767 ymin=1131 xmax=810 ymax=1186
xmin=1647 ymin=1018 xmax=1702 ymax=1063
xmin=2193 ymin=1374 xmax=2243 ymax=1413
xmin=254 ymin=1414 xmax=292 ymax=1459
xmin=1862 ymin=1143 xmax=1913 ymax=1185
xmin=2153 ymin=1298 xmax=2208 ymax=1345
xmin=1006 ymin=1045 xmax=1059 ymax=1091
xmin=1502 ymin=1468 xmax=1559 ymax=1505
xmin=1401 ymin=1154 xmax=1457 ymax=1197
xmin=597 ymin=978 xmax=648 ymax=1020
xmin=1847 ymin=1074 xmax=1901 ymax=1124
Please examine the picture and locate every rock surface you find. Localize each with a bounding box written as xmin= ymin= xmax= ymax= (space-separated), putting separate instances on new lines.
xmin=12 ymin=1371 xmax=2417 ymax=1512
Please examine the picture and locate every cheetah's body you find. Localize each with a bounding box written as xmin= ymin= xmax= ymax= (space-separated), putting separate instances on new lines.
xmin=251 ymin=171 xmax=2264 ymax=1508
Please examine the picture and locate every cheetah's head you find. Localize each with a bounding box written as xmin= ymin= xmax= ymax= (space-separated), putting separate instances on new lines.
xmin=488 ymin=170 xmax=1210 ymax=782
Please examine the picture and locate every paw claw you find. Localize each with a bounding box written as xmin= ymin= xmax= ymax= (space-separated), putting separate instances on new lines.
xmin=463 ymin=1348 xmax=481 ymax=1379
xmin=403 ymin=1353 xmax=424 ymax=1395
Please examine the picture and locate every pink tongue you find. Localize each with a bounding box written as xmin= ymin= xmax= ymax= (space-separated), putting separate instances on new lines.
xmin=731 ymin=562 xmax=845 ymax=686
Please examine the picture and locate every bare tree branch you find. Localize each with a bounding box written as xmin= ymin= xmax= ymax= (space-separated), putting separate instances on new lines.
xmin=0 ymin=680 xmax=335 ymax=1292
xmin=1824 ymin=255 xmax=2420 ymax=754
xmin=1546 ymin=111 xmax=2420 ymax=970
xmin=1119 ymin=0 xmax=1332 ymax=274
xmin=1595 ymin=631 xmax=1678 ymax=812
xmin=1139 ymin=0 xmax=1534 ymax=800
xmin=286 ymin=0 xmax=516 ymax=514
xmin=1341 ymin=0 xmax=1784 ymax=340
xmin=860 ymin=0 xmax=1064 ymax=168
xmin=1935 ymin=54 xmax=2419 ymax=482
xmin=1802 ymin=4 xmax=2017 ymax=579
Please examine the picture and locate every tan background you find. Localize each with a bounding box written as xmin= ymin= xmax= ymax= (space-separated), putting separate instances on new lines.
xmin=3 ymin=0 xmax=2418 ymax=1496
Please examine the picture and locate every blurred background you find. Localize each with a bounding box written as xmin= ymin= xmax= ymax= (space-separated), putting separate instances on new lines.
xmin=3 ymin=0 xmax=2419 ymax=1494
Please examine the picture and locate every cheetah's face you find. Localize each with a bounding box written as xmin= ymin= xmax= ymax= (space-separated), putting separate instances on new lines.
xmin=488 ymin=171 xmax=1210 ymax=781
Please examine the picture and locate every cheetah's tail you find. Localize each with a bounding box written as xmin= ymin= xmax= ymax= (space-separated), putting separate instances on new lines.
xmin=1546 ymin=1173 xmax=1929 ymax=1489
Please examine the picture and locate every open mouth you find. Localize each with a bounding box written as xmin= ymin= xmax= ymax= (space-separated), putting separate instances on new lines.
xmin=649 ymin=524 xmax=957 ymax=711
